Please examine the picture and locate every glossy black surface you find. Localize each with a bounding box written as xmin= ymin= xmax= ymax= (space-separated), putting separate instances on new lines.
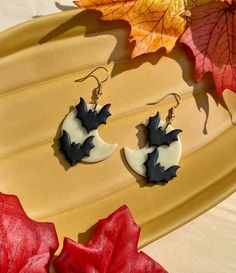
xmin=147 ymin=112 xmax=182 ymax=147
xmin=59 ymin=130 xmax=95 ymax=165
xmin=76 ymin=97 xmax=111 ymax=133
xmin=144 ymin=149 xmax=179 ymax=183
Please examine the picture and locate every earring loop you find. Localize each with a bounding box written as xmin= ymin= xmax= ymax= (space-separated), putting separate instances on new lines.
xmin=75 ymin=67 xmax=109 ymax=109
xmin=147 ymin=93 xmax=181 ymax=129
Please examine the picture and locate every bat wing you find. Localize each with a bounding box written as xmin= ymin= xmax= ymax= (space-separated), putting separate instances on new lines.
xmin=97 ymin=104 xmax=111 ymax=125
xmin=80 ymin=136 xmax=95 ymax=157
xmin=147 ymin=112 xmax=170 ymax=147
xmin=147 ymin=112 xmax=161 ymax=132
xmin=147 ymin=112 xmax=182 ymax=147
xmin=59 ymin=130 xmax=74 ymax=162
xmin=76 ymin=97 xmax=88 ymax=121
xmin=147 ymin=112 xmax=161 ymax=146
xmin=144 ymin=148 xmax=180 ymax=183
xmin=144 ymin=149 xmax=163 ymax=182
xmin=165 ymin=129 xmax=182 ymax=146
xmin=76 ymin=98 xmax=111 ymax=133
xmin=76 ymin=97 xmax=93 ymax=132
xmin=59 ymin=130 xmax=94 ymax=165
xmin=161 ymin=165 xmax=180 ymax=182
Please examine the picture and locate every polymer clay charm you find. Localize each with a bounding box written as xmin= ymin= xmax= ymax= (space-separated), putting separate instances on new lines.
xmin=124 ymin=93 xmax=182 ymax=183
xmin=76 ymin=97 xmax=111 ymax=133
xmin=59 ymin=67 xmax=117 ymax=166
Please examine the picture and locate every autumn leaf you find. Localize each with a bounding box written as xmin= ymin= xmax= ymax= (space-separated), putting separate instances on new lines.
xmin=180 ymin=0 xmax=236 ymax=95
xmin=74 ymin=0 xmax=212 ymax=58
xmin=54 ymin=205 xmax=167 ymax=273
xmin=0 ymin=193 xmax=58 ymax=273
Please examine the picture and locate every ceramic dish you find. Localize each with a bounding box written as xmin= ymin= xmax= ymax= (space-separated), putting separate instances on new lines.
xmin=0 ymin=9 xmax=235 ymax=253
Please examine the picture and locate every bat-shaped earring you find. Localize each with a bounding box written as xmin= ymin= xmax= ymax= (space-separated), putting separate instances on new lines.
xmin=124 ymin=93 xmax=182 ymax=184
xmin=59 ymin=67 xmax=117 ymax=166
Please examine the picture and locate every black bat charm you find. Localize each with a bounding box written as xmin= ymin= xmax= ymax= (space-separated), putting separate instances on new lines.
xmin=76 ymin=97 xmax=111 ymax=133
xmin=147 ymin=112 xmax=182 ymax=147
xmin=144 ymin=148 xmax=179 ymax=183
xmin=59 ymin=130 xmax=95 ymax=165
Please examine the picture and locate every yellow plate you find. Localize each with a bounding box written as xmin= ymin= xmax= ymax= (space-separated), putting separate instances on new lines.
xmin=0 ymin=9 xmax=236 ymax=257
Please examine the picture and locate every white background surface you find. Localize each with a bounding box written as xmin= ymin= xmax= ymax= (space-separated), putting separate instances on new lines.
xmin=0 ymin=1 xmax=235 ymax=272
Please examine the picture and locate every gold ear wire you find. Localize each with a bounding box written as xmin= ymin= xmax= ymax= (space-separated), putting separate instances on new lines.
xmin=147 ymin=93 xmax=181 ymax=129
xmin=75 ymin=67 xmax=110 ymax=109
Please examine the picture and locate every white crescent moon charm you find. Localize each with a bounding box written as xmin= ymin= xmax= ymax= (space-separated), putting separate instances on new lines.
xmin=59 ymin=98 xmax=117 ymax=165
xmin=124 ymin=112 xmax=182 ymax=183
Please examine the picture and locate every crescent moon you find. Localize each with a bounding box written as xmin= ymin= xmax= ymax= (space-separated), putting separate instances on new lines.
xmin=61 ymin=104 xmax=117 ymax=162
xmin=124 ymin=120 xmax=182 ymax=176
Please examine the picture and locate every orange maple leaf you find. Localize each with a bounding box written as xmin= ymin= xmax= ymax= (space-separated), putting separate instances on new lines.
xmin=74 ymin=0 xmax=212 ymax=58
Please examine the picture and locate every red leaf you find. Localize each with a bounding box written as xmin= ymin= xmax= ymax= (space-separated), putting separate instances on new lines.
xmin=54 ymin=205 xmax=167 ymax=273
xmin=180 ymin=0 xmax=236 ymax=95
xmin=0 ymin=193 xmax=59 ymax=273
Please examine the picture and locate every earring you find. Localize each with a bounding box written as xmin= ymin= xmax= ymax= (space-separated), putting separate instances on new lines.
xmin=124 ymin=93 xmax=182 ymax=183
xmin=59 ymin=67 xmax=117 ymax=166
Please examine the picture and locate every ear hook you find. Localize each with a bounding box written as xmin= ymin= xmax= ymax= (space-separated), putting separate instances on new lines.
xmin=75 ymin=66 xmax=109 ymax=109
xmin=147 ymin=93 xmax=181 ymax=129
xmin=75 ymin=66 xmax=109 ymax=84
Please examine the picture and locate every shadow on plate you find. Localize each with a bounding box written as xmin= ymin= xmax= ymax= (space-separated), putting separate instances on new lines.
xmin=167 ymin=48 xmax=235 ymax=134
xmin=39 ymin=9 xmax=234 ymax=134
xmin=32 ymin=1 xmax=78 ymax=18
xmin=55 ymin=1 xmax=78 ymax=11
xmin=77 ymin=223 xmax=97 ymax=244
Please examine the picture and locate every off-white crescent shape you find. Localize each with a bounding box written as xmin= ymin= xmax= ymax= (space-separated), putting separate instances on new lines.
xmin=61 ymin=104 xmax=117 ymax=162
xmin=124 ymin=120 xmax=182 ymax=177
